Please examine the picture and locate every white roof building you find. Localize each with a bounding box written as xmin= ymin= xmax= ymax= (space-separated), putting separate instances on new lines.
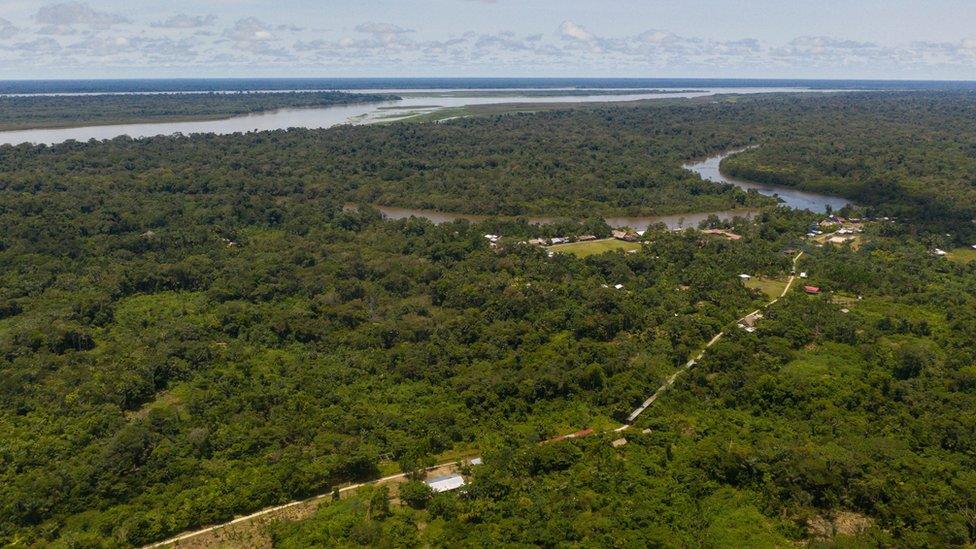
xmin=426 ymin=474 xmax=466 ymax=493
xmin=469 ymin=457 xmax=483 ymax=466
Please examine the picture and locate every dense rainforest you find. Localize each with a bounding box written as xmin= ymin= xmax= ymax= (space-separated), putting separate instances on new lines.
xmin=273 ymin=226 xmax=976 ymax=547
xmin=720 ymin=91 xmax=976 ymax=236
xmin=1 ymin=91 xmax=976 ymax=546
xmin=0 ymin=91 xmax=398 ymax=130
xmin=0 ymin=100 xmax=779 ymax=217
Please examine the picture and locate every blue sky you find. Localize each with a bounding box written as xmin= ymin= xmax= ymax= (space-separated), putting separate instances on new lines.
xmin=0 ymin=0 xmax=974 ymax=79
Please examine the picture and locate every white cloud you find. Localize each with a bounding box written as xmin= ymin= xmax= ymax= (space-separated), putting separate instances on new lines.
xmin=0 ymin=18 xmax=19 ymax=40
xmin=218 ymin=17 xmax=297 ymax=61
xmin=151 ymin=14 xmax=217 ymax=29
xmin=355 ymin=22 xmax=413 ymax=35
xmin=559 ymin=21 xmax=593 ymax=43
xmin=33 ymin=1 xmax=129 ymax=34
xmin=636 ymin=30 xmax=678 ymax=46
xmin=2 ymin=37 xmax=61 ymax=54
xmin=2 ymin=10 xmax=974 ymax=79
xmin=224 ymin=17 xmax=275 ymax=43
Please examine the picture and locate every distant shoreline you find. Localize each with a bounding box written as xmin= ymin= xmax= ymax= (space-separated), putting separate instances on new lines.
xmin=0 ymin=76 xmax=965 ymax=96
xmin=0 ymin=92 xmax=398 ymax=133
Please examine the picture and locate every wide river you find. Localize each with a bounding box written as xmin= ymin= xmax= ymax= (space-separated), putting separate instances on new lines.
xmin=0 ymin=86 xmax=840 ymax=146
xmin=2 ymin=85 xmax=850 ymax=224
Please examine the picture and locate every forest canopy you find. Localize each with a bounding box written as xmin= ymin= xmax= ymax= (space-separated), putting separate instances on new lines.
xmin=720 ymin=91 xmax=976 ymax=236
xmin=2 ymin=91 xmax=976 ymax=546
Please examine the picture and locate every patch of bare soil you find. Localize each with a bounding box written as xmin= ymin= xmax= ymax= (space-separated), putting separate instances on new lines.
xmin=807 ymin=511 xmax=873 ymax=539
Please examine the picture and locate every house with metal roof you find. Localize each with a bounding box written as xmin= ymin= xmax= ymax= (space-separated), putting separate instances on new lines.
xmin=425 ymin=474 xmax=466 ymax=493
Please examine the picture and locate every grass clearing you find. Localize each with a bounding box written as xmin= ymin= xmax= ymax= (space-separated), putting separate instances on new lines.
xmin=547 ymin=238 xmax=641 ymax=258
xmin=781 ymin=342 xmax=862 ymax=381
xmin=947 ymin=247 xmax=976 ymax=264
xmin=743 ymin=277 xmax=789 ymax=300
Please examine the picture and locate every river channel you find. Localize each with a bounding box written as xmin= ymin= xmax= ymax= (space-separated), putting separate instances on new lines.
xmin=355 ymin=148 xmax=850 ymax=230
xmin=0 ymin=87 xmax=840 ymax=146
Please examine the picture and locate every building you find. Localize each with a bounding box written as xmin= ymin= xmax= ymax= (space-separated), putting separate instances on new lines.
xmin=701 ymin=228 xmax=742 ymax=241
xmin=739 ymin=274 xmax=752 ymax=280
xmin=469 ymin=457 xmax=483 ymax=466
xmin=550 ymin=237 xmax=569 ymax=245
xmin=528 ymin=238 xmax=548 ymax=246
xmin=611 ymin=437 xmax=628 ymax=448
xmin=426 ymin=474 xmax=466 ymax=493
xmin=578 ymin=235 xmax=597 ymax=241
xmin=804 ymin=286 xmax=821 ymax=294
xmin=742 ymin=312 xmax=763 ymax=328
xmin=738 ymin=311 xmax=763 ymax=333
xmin=612 ymin=229 xmax=639 ymax=242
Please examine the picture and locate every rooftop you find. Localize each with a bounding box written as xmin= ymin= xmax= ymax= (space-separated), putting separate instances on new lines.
xmin=426 ymin=474 xmax=466 ymax=493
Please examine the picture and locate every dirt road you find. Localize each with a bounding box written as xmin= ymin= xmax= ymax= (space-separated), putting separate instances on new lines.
xmin=624 ymin=251 xmax=803 ymax=424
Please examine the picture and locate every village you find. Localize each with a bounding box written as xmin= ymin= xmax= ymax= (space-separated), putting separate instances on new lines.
xmin=482 ymin=213 xmax=884 ymax=337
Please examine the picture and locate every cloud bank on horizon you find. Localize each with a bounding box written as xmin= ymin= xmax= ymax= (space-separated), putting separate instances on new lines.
xmin=0 ymin=0 xmax=974 ymax=79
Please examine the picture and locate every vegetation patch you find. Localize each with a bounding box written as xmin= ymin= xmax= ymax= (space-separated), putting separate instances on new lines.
xmin=743 ymin=276 xmax=788 ymax=300
xmin=947 ymin=247 xmax=976 ymax=264
xmin=546 ymin=238 xmax=641 ymax=257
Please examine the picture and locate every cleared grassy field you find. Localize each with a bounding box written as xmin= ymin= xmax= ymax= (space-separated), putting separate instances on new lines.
xmin=547 ymin=238 xmax=641 ymax=257
xmin=947 ymin=247 xmax=976 ymax=264
xmin=781 ymin=342 xmax=862 ymax=381
xmin=743 ymin=277 xmax=789 ymax=300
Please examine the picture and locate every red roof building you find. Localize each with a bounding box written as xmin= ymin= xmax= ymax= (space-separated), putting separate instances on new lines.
xmin=804 ymin=286 xmax=821 ymax=294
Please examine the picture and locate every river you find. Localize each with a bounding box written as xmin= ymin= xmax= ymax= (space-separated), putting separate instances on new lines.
xmin=3 ymin=84 xmax=850 ymax=222
xmin=0 ymin=87 xmax=839 ymax=146
xmin=682 ymin=150 xmax=850 ymax=213
xmin=354 ymin=148 xmax=850 ymax=230
xmin=354 ymin=204 xmax=758 ymax=232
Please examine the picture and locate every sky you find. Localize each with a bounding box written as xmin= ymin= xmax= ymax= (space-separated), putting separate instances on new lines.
xmin=0 ymin=0 xmax=974 ymax=80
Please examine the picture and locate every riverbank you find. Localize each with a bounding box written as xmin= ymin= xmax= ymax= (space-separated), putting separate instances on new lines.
xmin=342 ymin=146 xmax=851 ymax=228
xmin=0 ymin=91 xmax=400 ymax=133
xmin=345 ymin=203 xmax=762 ymax=232
xmin=0 ymin=87 xmax=842 ymax=146
xmin=685 ymin=149 xmax=852 ymax=213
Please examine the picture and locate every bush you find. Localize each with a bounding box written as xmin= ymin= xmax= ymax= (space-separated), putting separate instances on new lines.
xmin=399 ymin=480 xmax=433 ymax=509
